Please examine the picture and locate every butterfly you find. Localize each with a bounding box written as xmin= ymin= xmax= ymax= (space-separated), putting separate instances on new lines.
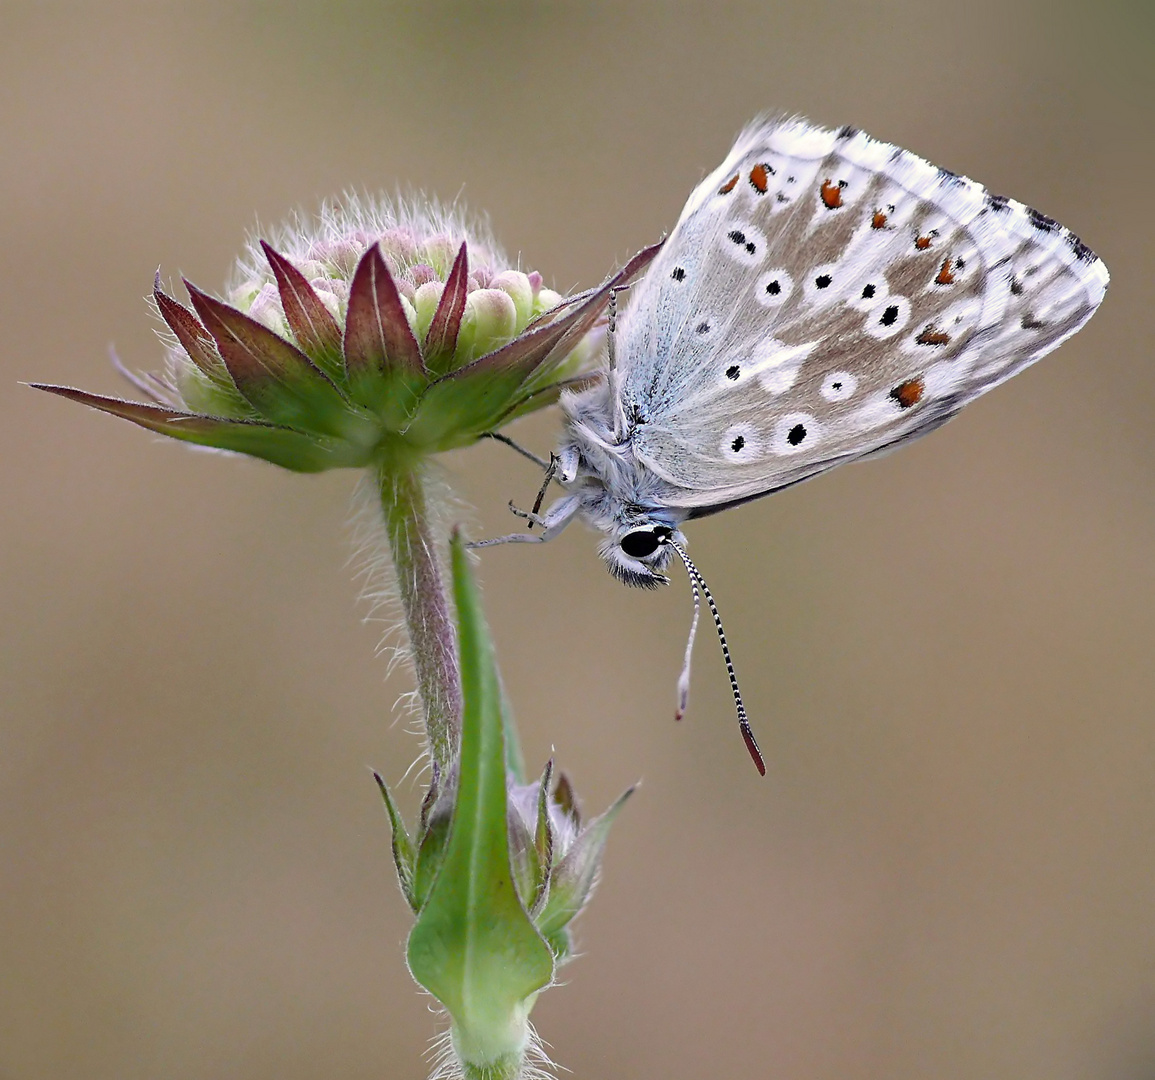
xmin=479 ymin=116 xmax=1109 ymax=773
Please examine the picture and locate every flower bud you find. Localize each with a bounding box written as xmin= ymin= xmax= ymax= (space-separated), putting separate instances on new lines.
xmin=489 ymin=270 xmax=535 ymax=333
xmin=459 ymin=287 xmax=518 ymax=362
xmin=412 ymin=280 xmax=444 ymax=344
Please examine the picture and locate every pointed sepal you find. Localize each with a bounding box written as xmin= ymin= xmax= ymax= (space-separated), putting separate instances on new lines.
xmin=373 ymin=771 xmax=418 ymax=911
xmin=29 ymin=384 xmax=354 ymax=472
xmin=109 ymin=348 xmax=180 ymax=408
xmin=422 ymin=241 xmax=469 ymax=374
xmin=185 ymin=282 xmax=369 ymax=441
xmin=344 ymin=244 xmax=423 ymax=375
xmin=154 ymin=276 xmax=225 ymax=378
xmin=260 ymin=240 xmax=344 ymax=381
xmin=530 ymin=760 xmax=555 ymax=915
xmin=552 ymin=770 xmax=581 ymax=830
xmin=535 ymin=784 xmax=635 ymax=959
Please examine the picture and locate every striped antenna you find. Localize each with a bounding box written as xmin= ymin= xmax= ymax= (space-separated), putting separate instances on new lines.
xmin=665 ymin=537 xmax=766 ymax=776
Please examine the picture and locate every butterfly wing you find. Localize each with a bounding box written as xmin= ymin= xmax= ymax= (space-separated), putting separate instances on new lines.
xmin=614 ymin=117 xmax=1109 ymax=511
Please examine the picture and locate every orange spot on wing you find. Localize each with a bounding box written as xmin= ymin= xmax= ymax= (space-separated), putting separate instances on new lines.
xmin=718 ymin=174 xmax=739 ymax=195
xmin=749 ymin=163 xmax=770 ymax=194
xmin=914 ymin=234 xmax=933 ymax=250
xmin=820 ymin=179 xmax=844 ymax=209
xmin=890 ymin=377 xmax=925 ymax=409
xmin=915 ymin=326 xmax=951 ymax=346
xmin=871 ymin=210 xmax=888 ymax=229
xmin=935 ymin=257 xmax=955 ymax=285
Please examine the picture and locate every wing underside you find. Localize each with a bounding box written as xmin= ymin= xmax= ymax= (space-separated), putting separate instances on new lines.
xmin=613 ymin=118 xmax=1108 ymax=509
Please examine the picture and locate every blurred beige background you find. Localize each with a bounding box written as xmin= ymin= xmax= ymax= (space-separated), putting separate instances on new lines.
xmin=2 ymin=3 xmax=1153 ymax=1078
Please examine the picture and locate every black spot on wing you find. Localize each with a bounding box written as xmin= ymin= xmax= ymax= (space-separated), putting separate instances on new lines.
xmin=986 ymin=193 xmax=1011 ymax=213
xmin=728 ymin=229 xmax=757 ymax=255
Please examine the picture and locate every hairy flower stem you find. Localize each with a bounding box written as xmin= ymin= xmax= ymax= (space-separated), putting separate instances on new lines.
xmin=378 ymin=459 xmax=462 ymax=769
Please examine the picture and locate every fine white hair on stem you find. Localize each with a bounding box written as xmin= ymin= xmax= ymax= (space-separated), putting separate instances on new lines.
xmin=425 ymin=1024 xmax=459 ymax=1080
xmin=348 ymin=475 xmax=429 ymax=781
xmin=347 ymin=465 xmax=475 ymax=775
xmin=425 ymin=1015 xmax=558 ymax=1080
xmin=347 ymin=472 xmax=412 ymax=693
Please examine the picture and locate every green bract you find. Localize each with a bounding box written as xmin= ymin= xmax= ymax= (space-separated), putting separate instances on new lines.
xmin=375 ymin=535 xmax=633 ymax=1079
xmin=34 ymin=199 xmax=659 ymax=471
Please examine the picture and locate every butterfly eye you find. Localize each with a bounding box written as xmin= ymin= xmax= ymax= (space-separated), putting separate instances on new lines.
xmin=620 ymin=529 xmax=662 ymax=559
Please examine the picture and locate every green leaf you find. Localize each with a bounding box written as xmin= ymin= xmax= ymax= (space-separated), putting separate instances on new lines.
xmin=406 ymin=533 xmax=554 ymax=1066
xmin=498 ymin=675 xmax=527 ymax=785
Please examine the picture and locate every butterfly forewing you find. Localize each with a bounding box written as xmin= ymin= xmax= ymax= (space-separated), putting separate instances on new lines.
xmin=614 ymin=118 xmax=1109 ymax=510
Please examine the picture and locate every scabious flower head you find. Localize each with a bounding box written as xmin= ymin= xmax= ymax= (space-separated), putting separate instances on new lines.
xmin=35 ymin=194 xmax=658 ymax=471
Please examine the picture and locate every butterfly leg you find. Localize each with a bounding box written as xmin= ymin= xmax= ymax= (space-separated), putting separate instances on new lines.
xmin=467 ymin=494 xmax=581 ymax=549
xmin=480 ymin=434 xmax=571 ymax=530
xmin=467 ymin=532 xmax=547 ymax=548
xmin=507 ymin=500 xmax=550 ymax=528
xmin=479 ymin=431 xmax=552 ymax=470
xmin=606 ymin=285 xmax=635 ymax=442
xmin=526 ymin=453 xmax=559 ymax=529
xmin=607 ymin=288 xmax=620 ymax=372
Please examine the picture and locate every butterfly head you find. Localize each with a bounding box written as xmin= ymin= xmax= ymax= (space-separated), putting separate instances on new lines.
xmin=598 ymin=521 xmax=684 ymax=589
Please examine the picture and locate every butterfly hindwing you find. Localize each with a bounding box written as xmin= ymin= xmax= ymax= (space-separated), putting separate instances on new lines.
xmin=614 ymin=117 xmax=1109 ymax=510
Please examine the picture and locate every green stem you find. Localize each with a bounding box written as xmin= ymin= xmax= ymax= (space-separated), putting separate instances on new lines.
xmin=377 ymin=459 xmax=462 ymax=769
